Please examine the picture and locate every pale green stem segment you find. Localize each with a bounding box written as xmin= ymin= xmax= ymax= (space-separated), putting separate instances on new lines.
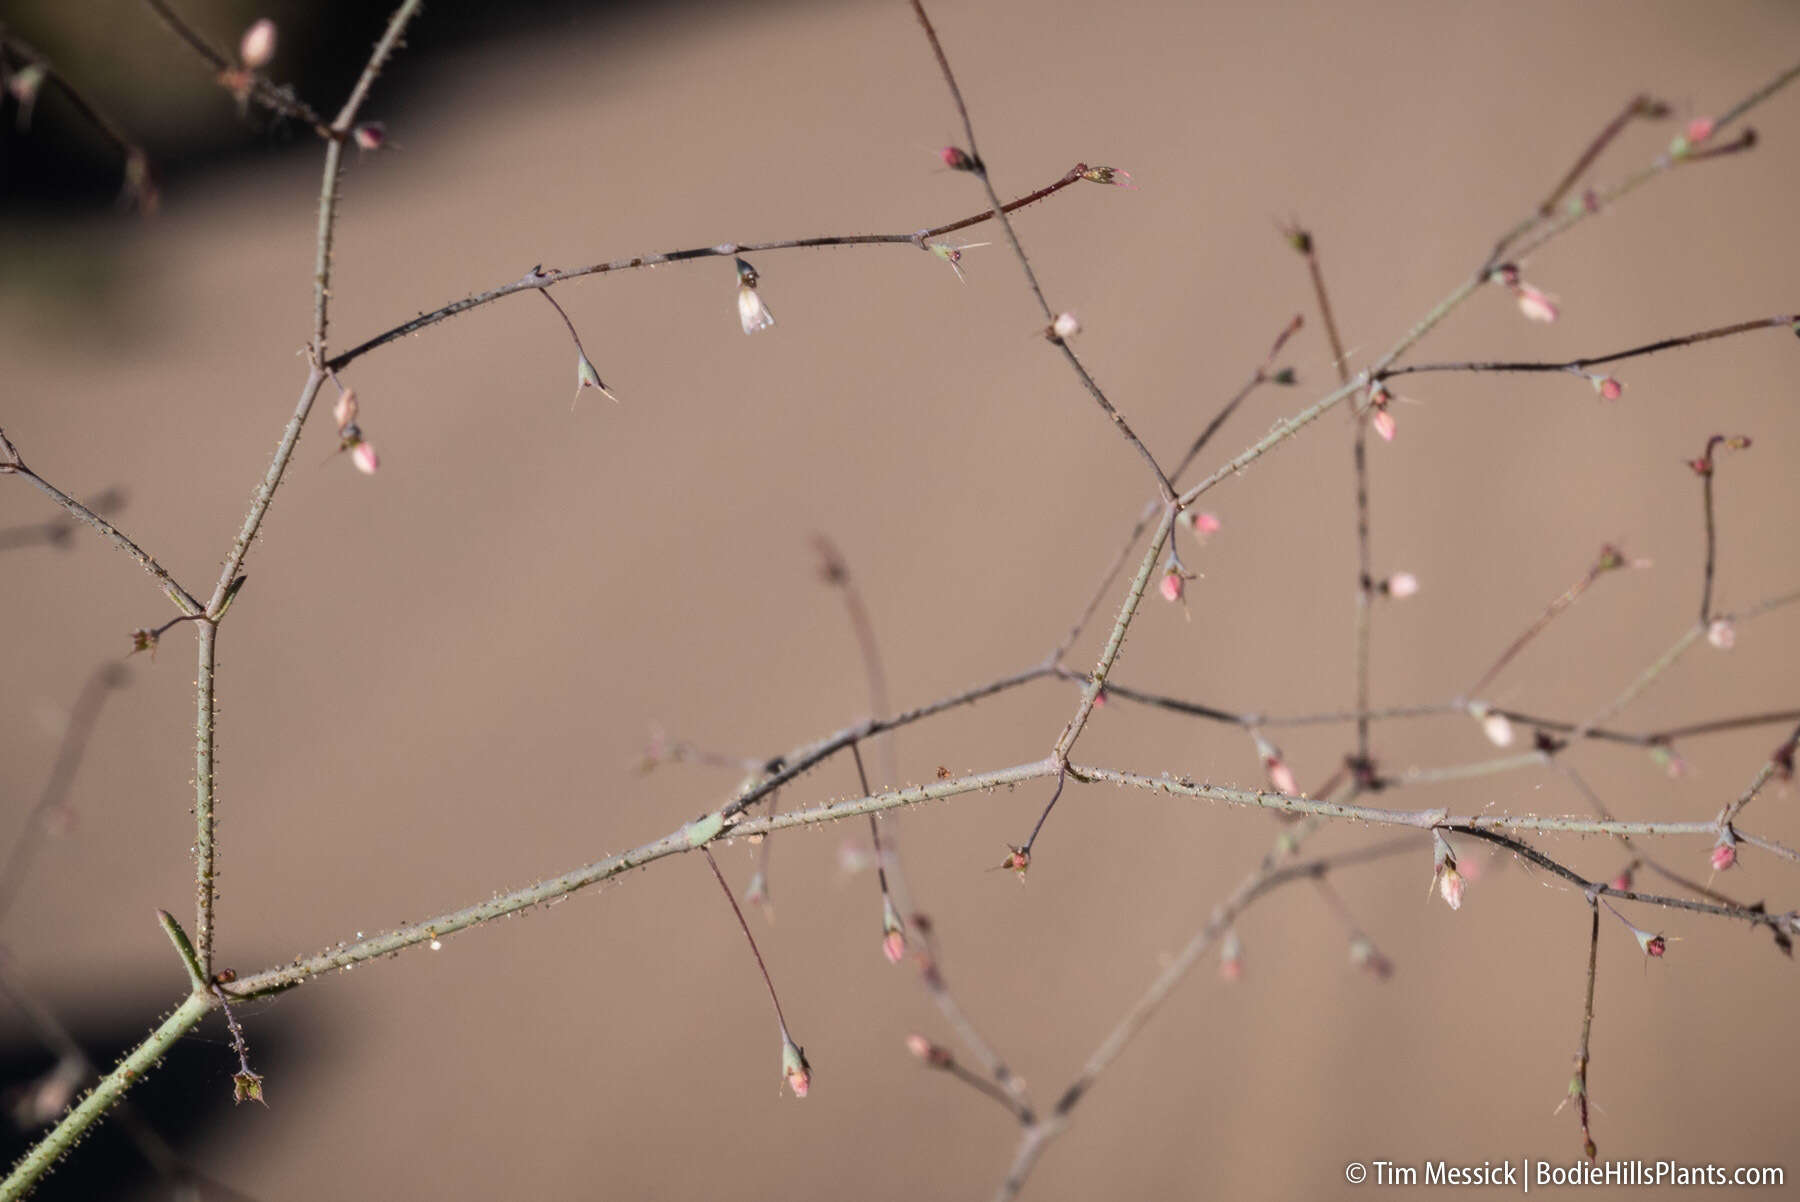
xmin=0 ymin=993 xmax=211 ymax=1202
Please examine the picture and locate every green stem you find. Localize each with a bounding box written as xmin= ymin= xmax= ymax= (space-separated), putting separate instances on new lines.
xmin=0 ymin=992 xmax=212 ymax=1201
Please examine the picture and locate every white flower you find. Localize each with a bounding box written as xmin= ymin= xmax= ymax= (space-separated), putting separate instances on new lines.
xmin=737 ymin=285 xmax=775 ymax=334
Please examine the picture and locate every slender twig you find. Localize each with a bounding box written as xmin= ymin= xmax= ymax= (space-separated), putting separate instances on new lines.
xmin=701 ymin=847 xmax=795 ymax=1040
xmin=994 ymin=838 xmax=1417 ymax=1199
xmin=908 ymin=1036 xmax=1031 ymax=1122
xmin=0 ymin=430 xmax=202 ymax=614
xmin=909 ymin=914 xmax=1030 ymax=1117
xmin=0 ymin=663 xmax=129 ymax=925
xmin=325 ymin=166 xmax=1093 ymax=371
xmin=1566 ymin=901 xmax=1601 ymax=1160
xmin=0 ymin=33 xmax=157 ymax=209
xmin=1051 ymin=314 xmax=1301 ymax=664
xmin=1714 ymin=720 xmax=1800 ymax=832
xmin=1537 ymin=94 xmax=1669 ymax=220
xmin=1378 ymin=315 xmax=1796 ymax=382
xmin=1464 ymin=543 xmax=1636 ymax=703
xmin=1692 ymin=433 xmax=1752 ymax=623
xmin=192 ymin=621 xmax=218 ymax=977
xmin=1285 ymin=225 xmax=1371 ymax=765
xmin=906 ymin=0 xmax=1174 ymax=500
xmin=0 ymin=486 xmax=126 ymax=553
xmin=141 ymin=0 xmax=330 ymax=132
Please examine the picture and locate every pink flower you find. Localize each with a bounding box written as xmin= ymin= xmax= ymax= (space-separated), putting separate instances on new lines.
xmin=881 ymin=898 xmax=906 ymax=963
xmin=1193 ymin=511 xmax=1222 ymax=537
xmin=1515 ymin=283 xmax=1559 ymax=323
xmin=1219 ymin=930 xmax=1244 ymax=982
xmin=352 ymin=122 xmax=386 ymax=152
xmin=1635 ymin=928 xmax=1667 ymax=958
xmin=1384 ymin=571 xmax=1419 ymax=599
xmin=1609 ymin=868 xmax=1633 ymax=893
xmin=350 ymin=440 xmax=379 ymax=475
xmin=1159 ymin=571 xmax=1184 ymax=603
xmin=1371 ymin=408 xmax=1396 ymax=442
xmin=940 ymin=146 xmax=981 ymax=172
xmin=999 ymin=847 xmax=1030 ymax=875
xmin=1685 ymin=116 xmax=1716 ymax=144
xmin=1265 ymin=756 xmax=1297 ymax=796
xmin=1590 ymin=375 xmax=1624 ymax=400
xmin=1710 ymin=834 xmax=1737 ymax=873
xmin=780 ymin=1034 xmax=811 ymax=1098
xmin=905 ymin=1034 xmax=933 ymax=1061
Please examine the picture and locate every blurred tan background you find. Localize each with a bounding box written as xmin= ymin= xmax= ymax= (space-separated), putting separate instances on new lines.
xmin=3 ymin=0 xmax=1799 ymax=1198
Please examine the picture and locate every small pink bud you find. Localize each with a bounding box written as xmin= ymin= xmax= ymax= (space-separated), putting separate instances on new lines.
xmin=1706 ymin=619 xmax=1735 ymax=650
xmin=881 ymin=898 xmax=906 ymax=963
xmin=1219 ymin=930 xmax=1243 ymax=982
xmin=905 ymin=1034 xmax=933 ymax=1061
xmin=1159 ymin=571 xmax=1184 ymax=603
xmin=1384 ymin=571 xmax=1419 ymax=599
xmin=1079 ymin=165 xmax=1137 ymax=189
xmin=1635 ymin=928 xmax=1667 ymax=958
xmin=1265 ymin=756 xmax=1297 ymax=797
xmin=999 ymin=847 xmax=1030 ymax=876
xmin=1514 ymin=283 xmax=1559 ymax=323
xmin=1092 ymin=687 xmax=1107 ymax=708
xmin=1710 ymin=833 xmax=1737 ymax=873
xmin=780 ymin=1035 xmax=811 ymax=1098
xmin=1685 ymin=116 xmax=1716 ymax=144
xmin=1192 ymin=511 xmax=1222 ymax=537
xmin=332 ymin=388 xmax=358 ymax=432
xmin=1609 ymin=869 xmax=1633 ymax=893
xmin=1051 ymin=312 xmax=1081 ymax=340
xmin=940 ymin=146 xmax=981 ymax=172
xmin=239 ymin=19 xmax=277 ymax=69
xmin=1591 ymin=375 xmax=1624 ymax=400
xmin=352 ymin=122 xmax=386 ymax=152
xmin=350 ymin=440 xmax=379 ymax=475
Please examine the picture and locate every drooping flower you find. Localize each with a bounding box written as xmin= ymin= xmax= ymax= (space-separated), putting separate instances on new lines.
xmin=735 ymin=258 xmax=775 ymax=335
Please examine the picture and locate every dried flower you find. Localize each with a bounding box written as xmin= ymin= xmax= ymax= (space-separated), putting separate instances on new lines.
xmin=735 ymin=258 xmax=775 ymax=334
xmin=239 ymin=19 xmax=277 ymax=70
xmin=1706 ymin=619 xmax=1735 ymax=650
xmin=1432 ymin=832 xmax=1464 ymax=910
xmin=232 ymin=1069 xmax=266 ymax=1105
xmin=573 ymin=352 xmax=618 ymax=409
xmin=1383 ymin=571 xmax=1419 ymax=599
xmin=1634 ymin=927 xmax=1667 ymax=957
xmin=1079 ymin=165 xmax=1137 ymax=189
